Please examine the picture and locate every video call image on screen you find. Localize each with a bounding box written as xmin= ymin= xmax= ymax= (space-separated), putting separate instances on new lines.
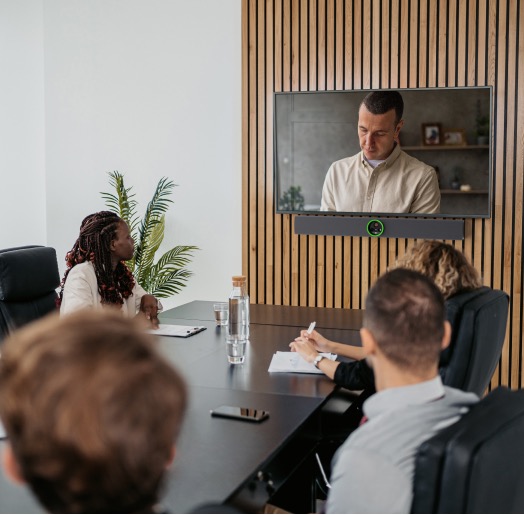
xmin=274 ymin=87 xmax=492 ymax=218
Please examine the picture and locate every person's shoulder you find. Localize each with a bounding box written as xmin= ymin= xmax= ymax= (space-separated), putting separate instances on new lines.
xmin=443 ymin=385 xmax=480 ymax=404
xmin=398 ymin=149 xmax=434 ymax=172
xmin=67 ymin=261 xmax=95 ymax=278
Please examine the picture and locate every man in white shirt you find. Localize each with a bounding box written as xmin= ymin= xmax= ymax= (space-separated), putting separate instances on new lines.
xmin=325 ymin=269 xmax=478 ymax=513
xmin=321 ymin=90 xmax=440 ymax=213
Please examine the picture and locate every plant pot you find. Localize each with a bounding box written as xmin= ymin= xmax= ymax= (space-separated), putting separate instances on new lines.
xmin=477 ymin=135 xmax=489 ymax=145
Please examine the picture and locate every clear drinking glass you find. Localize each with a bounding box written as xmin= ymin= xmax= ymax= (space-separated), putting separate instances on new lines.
xmin=213 ymin=302 xmax=229 ymax=326
xmin=225 ymin=334 xmax=246 ymax=364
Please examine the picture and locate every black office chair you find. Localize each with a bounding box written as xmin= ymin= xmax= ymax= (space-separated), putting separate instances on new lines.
xmin=440 ymin=286 xmax=509 ymax=396
xmin=321 ymin=287 xmax=509 ymax=427
xmin=412 ymin=386 xmax=524 ymax=513
xmin=0 ymin=245 xmax=60 ymax=343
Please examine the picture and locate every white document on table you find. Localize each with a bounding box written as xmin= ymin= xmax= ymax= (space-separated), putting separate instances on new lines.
xmin=268 ymin=352 xmax=337 ymax=374
xmin=147 ymin=324 xmax=206 ymax=338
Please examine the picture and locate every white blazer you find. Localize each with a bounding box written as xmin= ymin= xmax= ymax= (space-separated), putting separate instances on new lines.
xmin=60 ymin=261 xmax=151 ymax=317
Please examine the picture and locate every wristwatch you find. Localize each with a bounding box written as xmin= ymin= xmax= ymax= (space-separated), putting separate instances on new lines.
xmin=313 ymin=354 xmax=325 ymax=369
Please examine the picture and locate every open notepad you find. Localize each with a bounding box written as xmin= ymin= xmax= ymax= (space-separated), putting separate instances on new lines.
xmin=268 ymin=352 xmax=337 ymax=374
xmin=147 ymin=324 xmax=206 ymax=338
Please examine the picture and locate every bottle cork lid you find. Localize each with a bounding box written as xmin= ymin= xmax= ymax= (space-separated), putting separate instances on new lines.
xmin=232 ymin=275 xmax=246 ymax=287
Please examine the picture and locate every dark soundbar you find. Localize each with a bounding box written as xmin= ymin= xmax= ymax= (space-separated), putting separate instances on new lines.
xmin=294 ymin=216 xmax=464 ymax=240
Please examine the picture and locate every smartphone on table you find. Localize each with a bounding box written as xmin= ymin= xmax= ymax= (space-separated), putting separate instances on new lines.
xmin=210 ymin=405 xmax=269 ymax=423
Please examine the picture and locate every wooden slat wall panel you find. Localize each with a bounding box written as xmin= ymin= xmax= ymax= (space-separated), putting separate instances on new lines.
xmin=242 ymin=0 xmax=524 ymax=388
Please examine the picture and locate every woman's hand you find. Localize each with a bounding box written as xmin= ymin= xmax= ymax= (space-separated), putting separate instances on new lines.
xmin=294 ymin=328 xmax=365 ymax=361
xmin=297 ymin=329 xmax=333 ymax=353
xmin=289 ymin=336 xmax=320 ymax=363
xmin=140 ymin=294 xmax=159 ymax=329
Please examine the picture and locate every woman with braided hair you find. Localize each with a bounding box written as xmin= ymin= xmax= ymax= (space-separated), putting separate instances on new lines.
xmin=58 ymin=211 xmax=160 ymax=327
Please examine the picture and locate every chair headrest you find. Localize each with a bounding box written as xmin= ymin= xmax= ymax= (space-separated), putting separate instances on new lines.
xmin=0 ymin=246 xmax=60 ymax=302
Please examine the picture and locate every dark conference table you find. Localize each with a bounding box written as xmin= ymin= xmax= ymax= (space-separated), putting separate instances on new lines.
xmin=0 ymin=301 xmax=363 ymax=514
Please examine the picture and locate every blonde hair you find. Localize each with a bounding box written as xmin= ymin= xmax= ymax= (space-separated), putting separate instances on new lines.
xmin=396 ymin=240 xmax=482 ymax=299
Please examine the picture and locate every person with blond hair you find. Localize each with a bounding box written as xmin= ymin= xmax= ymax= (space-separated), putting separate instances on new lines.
xmin=0 ymin=310 xmax=187 ymax=514
xmin=291 ymin=240 xmax=482 ymax=391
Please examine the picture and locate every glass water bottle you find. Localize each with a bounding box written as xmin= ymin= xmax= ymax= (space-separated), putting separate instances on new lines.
xmin=228 ymin=275 xmax=250 ymax=343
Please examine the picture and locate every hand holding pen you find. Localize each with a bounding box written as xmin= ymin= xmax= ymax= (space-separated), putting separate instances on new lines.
xmin=296 ymin=322 xmax=333 ymax=354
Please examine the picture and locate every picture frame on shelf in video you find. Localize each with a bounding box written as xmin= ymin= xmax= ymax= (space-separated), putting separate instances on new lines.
xmin=444 ymin=128 xmax=467 ymax=146
xmin=422 ymin=123 xmax=442 ymax=145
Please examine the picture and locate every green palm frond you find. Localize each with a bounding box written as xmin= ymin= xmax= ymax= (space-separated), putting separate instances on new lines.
xmin=135 ymin=215 xmax=165 ymax=285
xmin=144 ymin=246 xmax=198 ymax=298
xmin=101 ymin=171 xmax=140 ymax=235
xmin=147 ymin=269 xmax=194 ymax=298
xmin=135 ymin=177 xmax=174 ymax=271
xmin=102 ymin=172 xmax=198 ymax=297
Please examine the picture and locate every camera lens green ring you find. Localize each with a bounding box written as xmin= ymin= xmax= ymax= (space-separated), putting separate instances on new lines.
xmin=366 ymin=219 xmax=384 ymax=237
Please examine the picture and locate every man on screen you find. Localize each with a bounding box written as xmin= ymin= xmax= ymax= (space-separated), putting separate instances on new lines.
xmin=320 ymin=90 xmax=440 ymax=213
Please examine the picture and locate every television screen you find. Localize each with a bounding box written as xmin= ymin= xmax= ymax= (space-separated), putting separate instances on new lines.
xmin=274 ymin=87 xmax=492 ymax=218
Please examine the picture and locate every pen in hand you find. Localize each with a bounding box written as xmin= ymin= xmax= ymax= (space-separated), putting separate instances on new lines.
xmin=307 ymin=321 xmax=316 ymax=336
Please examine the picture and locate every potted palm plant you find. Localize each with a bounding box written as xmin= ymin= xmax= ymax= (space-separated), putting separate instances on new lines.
xmin=101 ymin=171 xmax=198 ymax=298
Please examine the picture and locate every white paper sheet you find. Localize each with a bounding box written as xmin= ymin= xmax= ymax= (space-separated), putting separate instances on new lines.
xmin=268 ymin=351 xmax=337 ymax=374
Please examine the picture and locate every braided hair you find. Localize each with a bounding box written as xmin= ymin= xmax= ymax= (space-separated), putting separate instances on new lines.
xmin=58 ymin=211 xmax=135 ymax=307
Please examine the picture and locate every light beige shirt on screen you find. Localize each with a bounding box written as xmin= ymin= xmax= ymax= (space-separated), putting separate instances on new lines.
xmin=320 ymin=144 xmax=441 ymax=213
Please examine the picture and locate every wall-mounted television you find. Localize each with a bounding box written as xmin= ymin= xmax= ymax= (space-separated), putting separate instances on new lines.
xmin=274 ymin=87 xmax=492 ymax=219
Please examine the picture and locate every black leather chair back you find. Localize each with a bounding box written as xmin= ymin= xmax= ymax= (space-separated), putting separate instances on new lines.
xmin=439 ymin=287 xmax=509 ymax=396
xmin=412 ymin=387 xmax=524 ymax=513
xmin=0 ymin=245 xmax=60 ymax=342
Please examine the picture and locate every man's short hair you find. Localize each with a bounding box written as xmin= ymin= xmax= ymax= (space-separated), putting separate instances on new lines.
xmin=361 ymin=90 xmax=404 ymax=124
xmin=0 ymin=310 xmax=187 ymax=513
xmin=364 ymin=268 xmax=445 ymax=372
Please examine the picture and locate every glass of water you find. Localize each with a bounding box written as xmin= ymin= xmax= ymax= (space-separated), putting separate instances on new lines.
xmin=213 ymin=302 xmax=229 ymax=326
xmin=225 ymin=335 xmax=246 ymax=364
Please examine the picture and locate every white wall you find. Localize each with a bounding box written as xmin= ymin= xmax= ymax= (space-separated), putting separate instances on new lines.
xmin=0 ymin=0 xmax=46 ymax=247
xmin=2 ymin=0 xmax=241 ymax=309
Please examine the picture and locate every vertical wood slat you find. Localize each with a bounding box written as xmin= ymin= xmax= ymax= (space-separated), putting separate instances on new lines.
xmin=274 ymin=0 xmax=283 ymax=305
xmin=247 ymin=0 xmax=257 ymax=298
xmin=361 ymin=0 xmax=371 ymax=88
xmin=265 ymin=0 xmax=275 ymax=305
xmin=291 ymin=0 xmax=300 ymax=306
xmin=516 ymin=0 xmax=524 ymax=390
xmin=243 ymin=0 xmax=524 ymax=388
xmin=241 ymin=0 xmax=249 ymax=283
xmin=282 ymin=0 xmax=291 ymax=306
xmin=502 ymin=0 xmax=514 ymax=388
xmin=308 ymin=0 xmax=318 ymax=309
xmin=299 ymin=0 xmax=309 ymax=307
xmin=257 ymin=0 xmax=266 ymax=304
xmin=492 ymin=0 xmax=508 ymax=388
